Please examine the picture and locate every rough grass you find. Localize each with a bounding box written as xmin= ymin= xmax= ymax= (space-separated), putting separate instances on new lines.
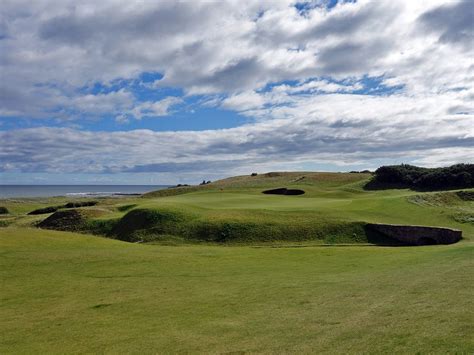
xmin=38 ymin=208 xmax=112 ymax=233
xmin=1 ymin=227 xmax=473 ymax=353
xmin=2 ymin=172 xmax=474 ymax=244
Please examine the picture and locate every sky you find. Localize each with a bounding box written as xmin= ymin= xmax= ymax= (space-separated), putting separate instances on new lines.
xmin=0 ymin=0 xmax=473 ymax=185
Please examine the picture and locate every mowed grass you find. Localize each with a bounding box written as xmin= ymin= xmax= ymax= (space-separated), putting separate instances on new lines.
xmin=136 ymin=181 xmax=474 ymax=242
xmin=1 ymin=227 xmax=473 ymax=353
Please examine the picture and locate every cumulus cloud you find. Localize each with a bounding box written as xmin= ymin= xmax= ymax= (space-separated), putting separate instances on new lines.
xmin=1 ymin=95 xmax=472 ymax=176
xmin=0 ymin=0 xmax=472 ymax=180
xmin=419 ymin=1 xmax=474 ymax=50
xmin=2 ymin=1 xmax=470 ymax=102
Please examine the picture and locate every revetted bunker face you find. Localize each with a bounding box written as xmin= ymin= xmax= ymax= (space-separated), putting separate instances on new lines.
xmin=366 ymin=223 xmax=462 ymax=246
xmin=262 ymin=188 xmax=305 ymax=196
xmin=417 ymin=237 xmax=437 ymax=246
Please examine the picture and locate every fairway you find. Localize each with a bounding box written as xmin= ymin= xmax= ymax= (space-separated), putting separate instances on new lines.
xmin=1 ymin=227 xmax=473 ymax=353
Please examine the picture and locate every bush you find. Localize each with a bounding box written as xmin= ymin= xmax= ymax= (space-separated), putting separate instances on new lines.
xmin=372 ymin=164 xmax=474 ymax=190
xmin=0 ymin=207 xmax=9 ymax=214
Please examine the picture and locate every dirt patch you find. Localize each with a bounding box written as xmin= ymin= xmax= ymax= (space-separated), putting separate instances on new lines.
xmin=262 ymin=188 xmax=305 ymax=196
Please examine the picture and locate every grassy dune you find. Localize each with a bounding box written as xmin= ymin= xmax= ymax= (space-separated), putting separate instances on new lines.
xmin=1 ymin=227 xmax=473 ymax=353
xmin=1 ymin=172 xmax=473 ymax=244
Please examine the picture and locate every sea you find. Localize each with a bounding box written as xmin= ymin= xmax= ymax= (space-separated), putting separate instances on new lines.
xmin=0 ymin=185 xmax=169 ymax=199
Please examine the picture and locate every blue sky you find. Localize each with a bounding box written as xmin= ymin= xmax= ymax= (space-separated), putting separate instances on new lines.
xmin=0 ymin=0 xmax=472 ymax=184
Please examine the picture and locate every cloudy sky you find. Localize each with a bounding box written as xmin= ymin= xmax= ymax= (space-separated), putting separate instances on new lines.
xmin=0 ymin=0 xmax=473 ymax=184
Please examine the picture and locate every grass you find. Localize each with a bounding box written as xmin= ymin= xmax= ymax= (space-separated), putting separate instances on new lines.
xmin=1 ymin=172 xmax=473 ymax=244
xmin=1 ymin=173 xmax=473 ymax=352
xmin=1 ymin=227 xmax=473 ymax=353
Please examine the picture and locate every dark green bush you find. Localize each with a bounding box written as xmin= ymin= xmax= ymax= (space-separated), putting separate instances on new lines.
xmin=0 ymin=207 xmax=9 ymax=214
xmin=372 ymin=164 xmax=474 ymax=190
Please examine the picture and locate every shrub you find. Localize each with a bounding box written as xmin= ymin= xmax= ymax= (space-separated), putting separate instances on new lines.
xmin=0 ymin=207 xmax=9 ymax=214
xmin=372 ymin=164 xmax=474 ymax=190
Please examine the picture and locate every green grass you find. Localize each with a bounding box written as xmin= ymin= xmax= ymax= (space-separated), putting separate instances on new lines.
xmin=1 ymin=172 xmax=473 ymax=244
xmin=1 ymin=227 xmax=473 ymax=353
xmin=1 ymin=173 xmax=473 ymax=352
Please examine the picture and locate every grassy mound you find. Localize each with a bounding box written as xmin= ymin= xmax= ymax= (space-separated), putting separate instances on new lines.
xmin=143 ymin=172 xmax=371 ymax=199
xmin=4 ymin=171 xmax=472 ymax=244
xmin=38 ymin=209 xmax=87 ymax=231
xmin=108 ymin=207 xmax=401 ymax=245
xmin=142 ymin=186 xmax=202 ymax=198
xmin=112 ymin=208 xmax=186 ymax=242
xmin=38 ymin=208 xmax=112 ymax=233
xmin=28 ymin=201 xmax=98 ymax=215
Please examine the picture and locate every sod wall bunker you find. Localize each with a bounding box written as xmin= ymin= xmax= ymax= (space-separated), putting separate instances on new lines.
xmin=366 ymin=223 xmax=462 ymax=245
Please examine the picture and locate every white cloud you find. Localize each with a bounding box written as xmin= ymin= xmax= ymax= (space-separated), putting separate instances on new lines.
xmin=2 ymin=0 xmax=471 ymax=102
xmin=128 ymin=96 xmax=183 ymax=120
xmin=0 ymin=0 xmax=472 ymax=179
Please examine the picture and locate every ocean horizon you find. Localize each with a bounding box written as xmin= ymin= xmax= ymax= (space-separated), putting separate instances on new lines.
xmin=0 ymin=185 xmax=169 ymax=198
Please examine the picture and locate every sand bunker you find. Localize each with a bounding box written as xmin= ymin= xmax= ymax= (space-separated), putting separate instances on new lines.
xmin=262 ymin=188 xmax=305 ymax=196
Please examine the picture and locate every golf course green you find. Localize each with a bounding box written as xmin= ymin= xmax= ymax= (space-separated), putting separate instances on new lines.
xmin=1 ymin=171 xmax=473 ymax=352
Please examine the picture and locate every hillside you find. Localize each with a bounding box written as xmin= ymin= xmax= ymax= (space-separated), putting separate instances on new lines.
xmin=1 ymin=171 xmax=473 ymax=245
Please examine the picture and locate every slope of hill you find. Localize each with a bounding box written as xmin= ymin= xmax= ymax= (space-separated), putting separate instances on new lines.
xmin=1 ymin=171 xmax=473 ymax=245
